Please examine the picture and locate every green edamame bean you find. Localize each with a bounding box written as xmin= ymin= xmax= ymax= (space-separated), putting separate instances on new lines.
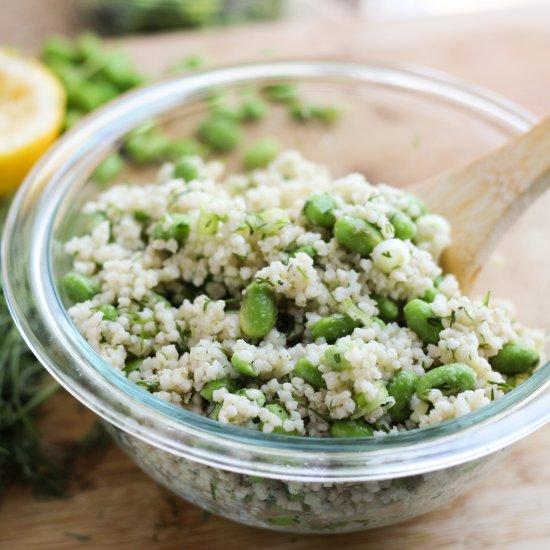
xmin=46 ymin=58 xmax=82 ymax=93
xmin=75 ymin=32 xmax=102 ymax=61
xmin=303 ymin=193 xmax=336 ymax=227
xmin=42 ymin=35 xmax=77 ymax=63
xmin=390 ymin=211 xmax=416 ymax=240
xmin=243 ymin=138 xmax=279 ymax=170
xmin=290 ymin=103 xmax=342 ymax=124
xmin=96 ymin=304 xmax=117 ymax=321
xmin=197 ymin=115 xmax=241 ymax=153
xmin=93 ymin=153 xmax=124 ymax=185
xmin=310 ymin=105 xmax=342 ymax=126
xmin=422 ymin=286 xmax=439 ymax=303
xmin=100 ymin=50 xmax=144 ymax=91
xmin=334 ymin=216 xmax=383 ymax=257
xmin=239 ymin=282 xmax=278 ymax=339
xmin=124 ymin=358 xmax=143 ymax=376
xmin=69 ymin=80 xmax=118 ymax=112
xmin=353 ymin=381 xmax=389 ymax=418
xmin=310 ymin=314 xmax=361 ymax=343
xmin=416 ymin=363 xmax=477 ymax=401
xmin=322 ymin=342 xmax=354 ymax=371
xmin=200 ymin=379 xmax=239 ymax=403
xmin=387 ymin=370 xmax=420 ymax=422
xmin=152 ymin=213 xmax=191 ymax=243
xmin=374 ymin=295 xmax=399 ymax=323
xmin=489 ymin=343 xmax=540 ymax=374
xmin=62 ymin=272 xmax=101 ymax=303
xmin=231 ymin=353 xmax=256 ymax=377
xmin=404 ymin=299 xmax=442 ymax=345
xmin=166 ymin=138 xmax=206 ymax=160
xmin=264 ymin=83 xmax=298 ymax=103
xmin=404 ymin=194 xmax=428 ymax=220
xmin=174 ymin=156 xmax=200 ymax=181
xmin=330 ymin=419 xmax=374 ymax=438
xmin=239 ymin=98 xmax=267 ymax=121
xmin=423 ymin=275 xmax=444 ymax=302
xmin=212 ymin=105 xmax=241 ymax=121
xmin=293 ymin=358 xmax=326 ymax=389
xmin=124 ymin=131 xmax=172 ymax=164
xmin=265 ymin=404 xmax=300 ymax=435
xmin=236 ymin=388 xmax=266 ymax=407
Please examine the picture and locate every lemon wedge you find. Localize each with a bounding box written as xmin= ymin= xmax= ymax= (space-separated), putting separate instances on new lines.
xmin=0 ymin=49 xmax=65 ymax=195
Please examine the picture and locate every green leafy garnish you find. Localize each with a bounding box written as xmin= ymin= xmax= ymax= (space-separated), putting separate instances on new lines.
xmin=0 ymin=198 xmax=110 ymax=499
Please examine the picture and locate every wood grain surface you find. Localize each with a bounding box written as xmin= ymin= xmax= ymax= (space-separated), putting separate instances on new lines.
xmin=2 ymin=4 xmax=550 ymax=549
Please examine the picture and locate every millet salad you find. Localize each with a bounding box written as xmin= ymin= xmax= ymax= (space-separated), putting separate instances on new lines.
xmin=62 ymin=151 xmax=545 ymax=437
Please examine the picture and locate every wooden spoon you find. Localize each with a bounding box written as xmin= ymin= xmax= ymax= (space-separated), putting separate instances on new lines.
xmin=409 ymin=115 xmax=550 ymax=294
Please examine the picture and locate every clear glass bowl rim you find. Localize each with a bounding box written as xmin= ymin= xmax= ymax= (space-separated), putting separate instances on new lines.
xmin=3 ymin=60 xmax=549 ymax=482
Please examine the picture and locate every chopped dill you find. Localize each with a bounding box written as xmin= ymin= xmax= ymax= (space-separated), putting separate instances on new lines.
xmin=176 ymin=324 xmax=191 ymax=352
xmin=255 ymin=277 xmax=275 ymax=287
xmin=444 ymin=310 xmax=456 ymax=327
xmin=489 ymin=380 xmax=514 ymax=393
xmin=167 ymin=189 xmax=190 ymax=208
xmin=0 ymin=198 xmax=92 ymax=499
xmin=136 ymin=380 xmax=161 ymax=392
xmin=427 ymin=315 xmax=442 ymax=327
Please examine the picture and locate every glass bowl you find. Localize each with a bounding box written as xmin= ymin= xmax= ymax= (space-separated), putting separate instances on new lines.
xmin=3 ymin=61 xmax=550 ymax=534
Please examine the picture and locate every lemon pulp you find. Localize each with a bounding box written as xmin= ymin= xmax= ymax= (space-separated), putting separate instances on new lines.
xmin=0 ymin=49 xmax=65 ymax=194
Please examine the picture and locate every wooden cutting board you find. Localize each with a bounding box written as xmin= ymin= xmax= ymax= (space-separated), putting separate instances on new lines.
xmin=1 ymin=4 xmax=550 ymax=549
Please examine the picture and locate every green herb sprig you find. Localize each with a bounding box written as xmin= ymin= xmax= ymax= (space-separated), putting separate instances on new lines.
xmin=0 ymin=198 xmax=65 ymax=497
xmin=0 ymin=198 xmax=109 ymax=499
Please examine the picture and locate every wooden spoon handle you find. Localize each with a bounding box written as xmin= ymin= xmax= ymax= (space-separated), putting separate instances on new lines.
xmin=410 ymin=115 xmax=550 ymax=293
